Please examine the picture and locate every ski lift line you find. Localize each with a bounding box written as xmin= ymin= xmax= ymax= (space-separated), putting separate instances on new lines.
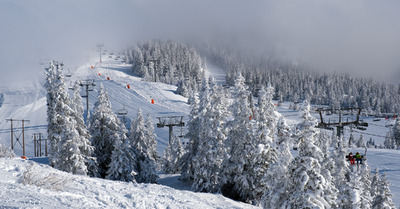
xmin=352 ymin=129 xmax=386 ymax=138
xmin=368 ymin=122 xmax=387 ymax=128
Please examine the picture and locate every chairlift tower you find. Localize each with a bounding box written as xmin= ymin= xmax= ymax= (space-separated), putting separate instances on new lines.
xmin=97 ymin=43 xmax=104 ymax=63
xmin=156 ymin=116 xmax=185 ymax=144
xmin=316 ymin=108 xmax=368 ymax=139
xmin=79 ymin=79 xmax=96 ymax=120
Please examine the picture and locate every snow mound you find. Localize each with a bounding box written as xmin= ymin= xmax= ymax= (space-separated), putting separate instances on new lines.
xmin=0 ymin=158 xmax=258 ymax=208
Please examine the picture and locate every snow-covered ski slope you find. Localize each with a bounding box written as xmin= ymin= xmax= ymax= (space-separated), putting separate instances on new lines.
xmin=0 ymin=158 xmax=258 ymax=209
xmin=0 ymin=52 xmax=190 ymax=156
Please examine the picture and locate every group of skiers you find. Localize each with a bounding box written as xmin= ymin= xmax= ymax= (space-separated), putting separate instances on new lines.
xmin=346 ymin=152 xmax=363 ymax=165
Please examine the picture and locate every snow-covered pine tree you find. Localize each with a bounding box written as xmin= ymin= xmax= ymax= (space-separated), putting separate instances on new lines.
xmin=332 ymin=137 xmax=354 ymax=208
xmin=163 ymin=134 xmax=185 ymax=174
xmin=284 ymin=101 xmax=331 ymax=208
xmin=372 ymin=173 xmax=396 ymax=209
xmin=358 ymin=162 xmax=373 ymax=208
xmin=106 ymin=123 xmax=137 ymax=183
xmin=384 ymin=131 xmax=396 ymax=149
xmin=129 ymin=109 xmax=158 ymax=183
xmin=192 ymin=78 xmax=227 ymax=193
xmin=70 ymin=81 xmax=97 ymax=176
xmin=179 ymin=89 xmax=201 ymax=180
xmin=391 ymin=117 xmax=400 ymax=147
xmin=44 ymin=61 xmax=62 ymax=167
xmin=221 ymin=72 xmax=258 ymax=203
xmin=257 ymin=84 xmax=280 ymax=139
xmin=43 ymin=62 xmax=89 ymax=175
xmin=89 ymin=83 xmax=125 ymax=178
xmin=145 ymin=114 xmax=158 ymax=164
xmin=261 ymin=117 xmax=294 ymax=208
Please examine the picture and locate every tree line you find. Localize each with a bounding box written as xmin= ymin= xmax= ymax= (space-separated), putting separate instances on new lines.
xmin=44 ymin=61 xmax=158 ymax=183
xmin=162 ymin=73 xmax=395 ymax=208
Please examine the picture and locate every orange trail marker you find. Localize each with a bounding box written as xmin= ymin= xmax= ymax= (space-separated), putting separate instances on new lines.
xmin=127 ymin=84 xmax=130 ymax=89
xmin=107 ymin=77 xmax=110 ymax=80
xmin=98 ymin=73 xmax=101 ymax=76
xmin=151 ymin=99 xmax=155 ymax=104
xmin=91 ymin=66 xmax=94 ymax=69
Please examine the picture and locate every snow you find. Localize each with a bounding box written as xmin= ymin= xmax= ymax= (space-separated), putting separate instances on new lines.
xmin=0 ymin=49 xmax=400 ymax=207
xmin=0 ymin=158 xmax=257 ymax=209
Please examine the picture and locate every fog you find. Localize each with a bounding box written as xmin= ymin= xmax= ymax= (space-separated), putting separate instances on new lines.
xmin=1 ymin=0 xmax=400 ymax=88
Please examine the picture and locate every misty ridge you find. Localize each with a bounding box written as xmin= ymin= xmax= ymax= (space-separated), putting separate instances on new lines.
xmin=1 ymin=0 xmax=400 ymax=84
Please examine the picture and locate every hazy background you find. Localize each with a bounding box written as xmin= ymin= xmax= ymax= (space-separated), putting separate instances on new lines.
xmin=1 ymin=0 xmax=400 ymax=88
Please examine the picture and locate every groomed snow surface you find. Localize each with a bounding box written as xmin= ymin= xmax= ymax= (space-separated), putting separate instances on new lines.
xmin=0 ymin=52 xmax=399 ymax=208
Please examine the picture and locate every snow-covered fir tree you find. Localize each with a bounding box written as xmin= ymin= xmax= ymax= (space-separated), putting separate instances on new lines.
xmin=192 ymin=78 xmax=227 ymax=193
xmin=391 ymin=117 xmax=400 ymax=147
xmin=44 ymin=61 xmax=63 ymax=167
xmin=70 ymin=81 xmax=97 ymax=176
xmin=145 ymin=114 xmax=159 ymax=164
xmin=179 ymin=90 xmax=201 ymax=180
xmin=358 ymin=163 xmax=373 ymax=208
xmin=221 ymin=72 xmax=259 ymax=203
xmin=129 ymin=109 xmax=158 ymax=183
xmin=372 ymin=172 xmax=396 ymax=209
xmin=332 ymin=137 xmax=353 ymax=208
xmin=283 ymin=102 xmax=332 ymax=208
xmin=106 ymin=123 xmax=137 ymax=183
xmin=44 ymin=62 xmax=89 ymax=175
xmin=261 ymin=117 xmax=294 ymax=208
xmin=89 ymin=83 xmax=126 ymax=178
xmin=163 ymin=134 xmax=185 ymax=174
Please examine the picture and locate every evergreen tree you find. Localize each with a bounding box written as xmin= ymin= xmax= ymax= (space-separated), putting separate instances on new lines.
xmin=145 ymin=114 xmax=158 ymax=164
xmin=192 ymin=79 xmax=227 ymax=193
xmin=130 ymin=109 xmax=158 ymax=183
xmin=261 ymin=117 xmax=294 ymax=208
xmin=180 ymin=89 xmax=201 ymax=180
xmin=284 ymin=102 xmax=331 ymax=208
xmin=70 ymin=81 xmax=97 ymax=176
xmin=89 ymin=83 xmax=124 ymax=178
xmin=163 ymin=135 xmax=185 ymax=174
xmin=221 ymin=72 xmax=258 ymax=203
xmin=391 ymin=118 xmax=400 ymax=147
xmin=372 ymin=173 xmax=396 ymax=209
xmin=44 ymin=61 xmax=63 ymax=167
xmin=106 ymin=124 xmax=137 ymax=183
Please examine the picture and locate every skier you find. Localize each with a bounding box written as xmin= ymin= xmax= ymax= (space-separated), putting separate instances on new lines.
xmin=355 ymin=152 xmax=363 ymax=165
xmin=346 ymin=152 xmax=355 ymax=165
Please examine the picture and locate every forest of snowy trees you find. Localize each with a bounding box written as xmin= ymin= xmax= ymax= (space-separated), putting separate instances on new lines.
xmin=126 ymin=40 xmax=400 ymax=115
xmin=127 ymin=40 xmax=206 ymax=97
xmin=43 ymin=47 xmax=397 ymax=208
xmin=197 ymin=44 xmax=400 ymax=116
xmin=173 ymin=73 xmax=396 ymax=208
xmin=44 ymin=61 xmax=158 ymax=183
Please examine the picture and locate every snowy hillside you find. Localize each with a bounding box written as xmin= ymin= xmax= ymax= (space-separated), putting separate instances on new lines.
xmin=0 ymin=157 xmax=257 ymax=209
xmin=0 ymin=51 xmax=190 ymax=156
xmin=0 ymin=49 xmax=399 ymax=207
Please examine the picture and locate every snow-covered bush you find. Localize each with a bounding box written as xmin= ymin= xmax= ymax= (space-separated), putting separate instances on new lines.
xmin=0 ymin=144 xmax=16 ymax=158
xmin=20 ymin=164 xmax=71 ymax=191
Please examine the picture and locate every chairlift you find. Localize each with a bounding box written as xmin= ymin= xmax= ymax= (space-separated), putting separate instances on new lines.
xmin=117 ymin=106 xmax=128 ymax=116
xmin=65 ymin=69 xmax=72 ymax=77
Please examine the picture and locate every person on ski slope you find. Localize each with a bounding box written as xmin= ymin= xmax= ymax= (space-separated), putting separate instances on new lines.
xmin=355 ymin=152 xmax=363 ymax=165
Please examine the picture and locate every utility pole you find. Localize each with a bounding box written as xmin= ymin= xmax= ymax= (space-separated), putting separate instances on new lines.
xmin=6 ymin=119 xmax=30 ymax=156
xmin=33 ymin=133 xmax=45 ymax=157
xmin=97 ymin=43 xmax=104 ymax=63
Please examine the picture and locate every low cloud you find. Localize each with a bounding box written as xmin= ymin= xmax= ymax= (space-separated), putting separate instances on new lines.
xmin=1 ymin=0 xmax=399 ymax=87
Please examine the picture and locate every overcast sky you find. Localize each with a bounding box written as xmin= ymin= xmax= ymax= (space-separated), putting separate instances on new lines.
xmin=1 ymin=0 xmax=400 ymax=87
